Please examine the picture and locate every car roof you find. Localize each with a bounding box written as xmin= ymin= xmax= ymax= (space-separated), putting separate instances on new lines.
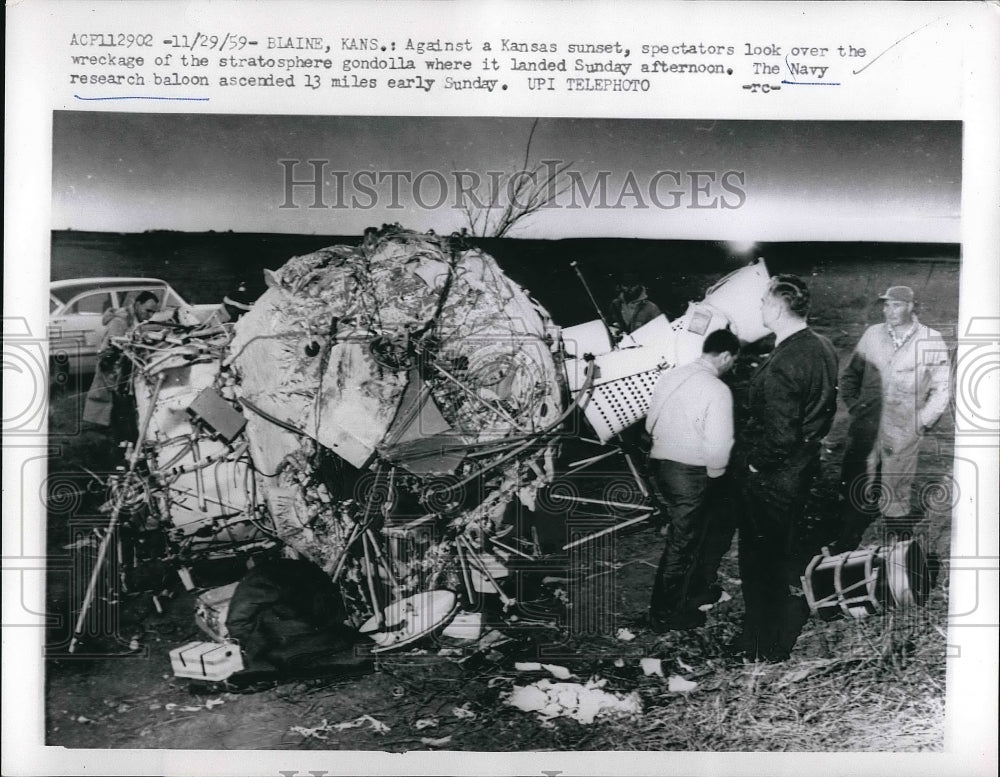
xmin=51 ymin=278 xmax=170 ymax=291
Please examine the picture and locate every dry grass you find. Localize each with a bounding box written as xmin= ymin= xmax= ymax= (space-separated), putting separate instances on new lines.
xmin=582 ymin=584 xmax=949 ymax=752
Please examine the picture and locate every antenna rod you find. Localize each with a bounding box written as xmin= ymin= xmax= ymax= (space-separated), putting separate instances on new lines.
xmin=570 ymin=261 xmax=616 ymax=346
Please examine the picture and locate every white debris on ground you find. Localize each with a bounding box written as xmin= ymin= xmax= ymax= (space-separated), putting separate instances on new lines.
xmin=420 ymin=735 xmax=453 ymax=747
xmin=514 ymin=662 xmax=575 ymax=680
xmin=451 ymin=702 xmax=477 ymax=719
xmin=615 ymin=627 xmax=636 ymax=642
xmin=505 ymin=678 xmax=642 ymax=725
xmin=290 ymin=714 xmax=391 ymax=740
xmin=667 ymin=675 xmax=698 ymax=693
xmin=698 ymin=589 xmax=732 ymax=612
xmin=639 ymin=658 xmax=698 ymax=691
xmin=639 ymin=657 xmax=664 ymax=677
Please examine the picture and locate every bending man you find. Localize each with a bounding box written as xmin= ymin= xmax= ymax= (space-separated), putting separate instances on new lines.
xmin=646 ymin=328 xmax=739 ymax=631
xmin=83 ymin=290 xmax=160 ymax=444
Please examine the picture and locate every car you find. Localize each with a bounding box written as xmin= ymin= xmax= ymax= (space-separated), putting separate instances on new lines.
xmin=49 ymin=277 xmax=226 ymax=379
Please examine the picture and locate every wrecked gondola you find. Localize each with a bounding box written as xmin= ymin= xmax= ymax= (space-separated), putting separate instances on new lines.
xmin=71 ymin=225 xmax=776 ymax=668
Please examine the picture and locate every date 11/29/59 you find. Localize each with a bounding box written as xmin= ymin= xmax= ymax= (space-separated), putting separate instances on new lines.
xmin=69 ymin=33 xmax=254 ymax=51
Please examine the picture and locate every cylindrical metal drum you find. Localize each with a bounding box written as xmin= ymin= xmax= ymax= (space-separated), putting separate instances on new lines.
xmin=802 ymin=539 xmax=931 ymax=620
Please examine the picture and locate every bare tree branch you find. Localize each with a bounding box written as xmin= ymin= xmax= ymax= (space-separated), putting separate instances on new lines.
xmin=463 ymin=119 xmax=574 ymax=238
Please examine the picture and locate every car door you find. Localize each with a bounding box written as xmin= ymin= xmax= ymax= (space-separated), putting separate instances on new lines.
xmin=49 ymin=288 xmax=117 ymax=374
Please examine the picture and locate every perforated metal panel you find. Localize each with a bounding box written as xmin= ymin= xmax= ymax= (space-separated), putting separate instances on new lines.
xmin=583 ymin=368 xmax=663 ymax=442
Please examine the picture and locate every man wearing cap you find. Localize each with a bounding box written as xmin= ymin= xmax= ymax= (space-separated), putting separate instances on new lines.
xmin=838 ymin=285 xmax=951 ymax=545
xmin=609 ymin=272 xmax=662 ymax=336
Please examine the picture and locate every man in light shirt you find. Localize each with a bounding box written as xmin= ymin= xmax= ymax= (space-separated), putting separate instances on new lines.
xmin=646 ymin=328 xmax=740 ymax=632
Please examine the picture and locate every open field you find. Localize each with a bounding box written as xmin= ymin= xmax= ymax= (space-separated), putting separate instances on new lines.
xmin=45 ymin=231 xmax=958 ymax=751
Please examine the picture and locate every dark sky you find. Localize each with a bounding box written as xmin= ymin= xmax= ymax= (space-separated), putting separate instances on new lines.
xmin=51 ymin=113 xmax=960 ymax=242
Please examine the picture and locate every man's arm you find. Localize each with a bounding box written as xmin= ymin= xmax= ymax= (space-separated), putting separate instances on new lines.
xmin=703 ymin=383 xmax=734 ymax=477
xmin=633 ymin=300 xmax=662 ymax=330
xmin=918 ymin=332 xmax=952 ymax=430
xmin=96 ymin=314 xmax=129 ymax=371
xmin=839 ymin=329 xmax=869 ymax=411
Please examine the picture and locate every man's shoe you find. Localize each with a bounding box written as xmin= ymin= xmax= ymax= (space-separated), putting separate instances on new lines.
xmin=723 ymin=630 xmax=755 ymax=658
xmin=689 ymin=585 xmax=723 ymax=608
xmin=649 ymin=609 xmax=706 ymax=633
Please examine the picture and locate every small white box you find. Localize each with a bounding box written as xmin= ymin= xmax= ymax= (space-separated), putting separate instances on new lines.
xmin=169 ymin=640 xmax=244 ymax=681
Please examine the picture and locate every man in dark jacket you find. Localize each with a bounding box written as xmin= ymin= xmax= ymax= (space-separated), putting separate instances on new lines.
xmin=729 ymin=274 xmax=838 ymax=662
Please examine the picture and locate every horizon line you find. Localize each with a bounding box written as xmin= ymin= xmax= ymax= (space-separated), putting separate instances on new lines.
xmin=50 ymin=227 xmax=961 ymax=247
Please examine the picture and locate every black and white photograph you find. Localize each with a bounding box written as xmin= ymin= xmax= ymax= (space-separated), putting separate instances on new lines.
xmin=41 ymin=112 xmax=965 ymax=752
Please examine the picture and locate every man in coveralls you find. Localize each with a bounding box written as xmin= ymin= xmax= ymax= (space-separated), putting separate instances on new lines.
xmin=837 ymin=285 xmax=951 ymax=548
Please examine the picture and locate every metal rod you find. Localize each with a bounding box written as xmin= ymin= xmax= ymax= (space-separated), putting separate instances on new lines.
xmin=72 ymin=371 xmax=167 ymax=653
xmin=570 ymin=261 xmax=616 ymax=346
xmin=329 ymin=522 xmax=362 ymax=583
xmin=459 ymin=534 xmax=513 ymax=606
xmin=623 ymin=452 xmax=650 ymax=498
xmin=128 ymin=373 xmax=166 ymax=471
xmin=428 ymin=360 xmax=528 ymax=432
xmin=455 ymin=536 xmax=477 ymax=606
xmin=189 ymin=436 xmax=208 ymax=512
xmin=562 ymin=513 xmax=651 ymax=551
xmin=567 ymin=449 xmax=621 ymax=469
xmin=155 ymin=486 xmax=244 ymax=514
xmin=362 ymin=531 xmax=385 ymax=630
xmin=69 ymin=502 xmax=122 ymax=653
xmin=365 ymin=528 xmax=401 ymax=600
xmin=490 ymin=538 xmax=535 ymax=560
xmin=548 ymin=493 xmax=655 ymax=512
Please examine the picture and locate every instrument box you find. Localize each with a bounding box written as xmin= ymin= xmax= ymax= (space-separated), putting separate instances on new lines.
xmin=169 ymin=640 xmax=244 ymax=681
xmin=187 ymin=387 xmax=246 ymax=442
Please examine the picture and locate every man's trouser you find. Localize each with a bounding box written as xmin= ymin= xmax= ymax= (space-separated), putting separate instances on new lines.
xmin=735 ymin=463 xmax=814 ymax=660
xmin=649 ymin=460 xmax=730 ymax=620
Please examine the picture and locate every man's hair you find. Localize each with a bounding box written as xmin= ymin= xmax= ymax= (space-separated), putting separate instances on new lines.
xmin=768 ymin=274 xmax=810 ymax=319
xmin=134 ymin=290 xmax=159 ymax=306
xmin=702 ymin=328 xmax=740 ymax=356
